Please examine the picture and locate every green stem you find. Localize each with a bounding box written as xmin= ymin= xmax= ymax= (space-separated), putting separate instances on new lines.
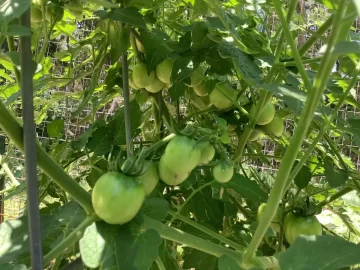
xmin=285 ymin=67 xmax=359 ymax=192
xmin=274 ymin=56 xmax=323 ymax=67
xmin=6 ymin=36 xmax=21 ymax=84
xmin=42 ymin=213 xmax=99 ymax=267
xmin=243 ymin=1 xmax=352 ymax=264
xmin=0 ymin=158 xmax=20 ymax=186
xmin=168 ymin=210 xmax=246 ymax=252
xmin=141 ymin=216 xmax=279 ymax=269
xmin=155 ymin=257 xmax=166 ymax=270
xmin=168 ymin=181 xmax=214 ymax=225
xmin=0 ymin=101 xmax=93 ymax=214
xmin=317 ymin=186 xmax=353 ymax=208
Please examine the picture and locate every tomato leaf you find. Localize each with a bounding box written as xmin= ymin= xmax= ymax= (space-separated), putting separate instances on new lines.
xmin=225 ymin=174 xmax=268 ymax=203
xmin=218 ymin=42 xmax=262 ymax=86
xmin=47 ymin=119 xmax=64 ymax=138
xmin=140 ymin=198 xmax=169 ymax=221
xmin=115 ymin=228 xmax=162 ymax=270
xmin=95 ymin=7 xmax=146 ymax=28
xmin=218 ymin=255 xmax=242 ymax=270
xmin=80 ymin=221 xmax=162 ymax=270
xmin=0 ymin=264 xmax=26 ymax=270
xmin=294 ymin=165 xmax=312 ymax=189
xmin=0 ymin=0 xmax=30 ymax=23
xmin=324 ymin=157 xmax=349 ymax=188
xmin=258 ymin=84 xmax=307 ymax=102
xmin=168 ymin=81 xmax=186 ymax=101
xmin=182 ymin=248 xmax=217 ymax=270
xmin=279 ymin=235 xmax=360 ymax=270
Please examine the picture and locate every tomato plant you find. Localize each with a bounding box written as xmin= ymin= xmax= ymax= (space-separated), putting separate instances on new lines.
xmin=1 ymin=0 xmax=360 ymax=269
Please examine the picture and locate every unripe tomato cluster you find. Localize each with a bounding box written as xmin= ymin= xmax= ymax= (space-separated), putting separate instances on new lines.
xmin=92 ymin=135 xmax=235 ymax=225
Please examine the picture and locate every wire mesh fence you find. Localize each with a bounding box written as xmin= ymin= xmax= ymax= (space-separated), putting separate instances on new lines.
xmin=1 ymin=1 xmax=359 ymax=222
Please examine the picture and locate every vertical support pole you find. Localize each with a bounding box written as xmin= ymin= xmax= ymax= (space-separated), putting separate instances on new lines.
xmin=120 ymin=24 xmax=133 ymax=157
xmin=20 ymin=7 xmax=44 ymax=270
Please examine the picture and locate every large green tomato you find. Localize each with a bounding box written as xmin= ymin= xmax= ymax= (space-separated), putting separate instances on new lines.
xmin=254 ymin=102 xmax=275 ymax=125
xmin=156 ymin=59 xmax=174 ymax=84
xmin=138 ymin=161 xmax=159 ymax=195
xmin=31 ymin=6 xmax=42 ymax=23
xmin=145 ymin=76 xmax=164 ymax=93
xmin=284 ymin=213 xmax=322 ymax=244
xmin=257 ymin=203 xmax=281 ymax=232
xmin=193 ymin=80 xmax=209 ymax=96
xmin=132 ymin=63 xmax=155 ymax=88
xmin=162 ymin=136 xmax=201 ymax=175
xmin=209 ymin=82 xmax=237 ymax=110
xmin=261 ymin=116 xmax=284 ymax=137
xmin=92 ymin=172 xmax=145 ymax=224
xmin=190 ymin=66 xmax=204 ymax=87
xmin=196 ymin=141 xmax=215 ymax=165
xmin=213 ymin=163 xmax=234 ymax=183
xmin=158 ymin=156 xmax=189 ymax=186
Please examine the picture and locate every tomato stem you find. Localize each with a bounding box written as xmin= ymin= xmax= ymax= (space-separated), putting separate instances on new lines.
xmin=244 ymin=0 xmax=353 ymax=263
xmin=141 ymin=216 xmax=279 ymax=269
xmin=168 ymin=210 xmax=246 ymax=252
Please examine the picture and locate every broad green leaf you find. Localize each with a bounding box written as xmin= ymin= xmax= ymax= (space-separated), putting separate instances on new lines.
xmin=258 ymin=84 xmax=307 ymax=102
xmin=218 ymin=42 xmax=262 ymax=86
xmin=140 ymin=198 xmax=169 ymax=221
xmin=168 ymin=81 xmax=185 ymax=101
xmin=194 ymin=0 xmax=208 ymax=15
xmin=182 ymin=248 xmax=217 ymax=270
xmin=353 ymin=0 xmax=360 ymax=16
xmin=153 ymin=242 xmax=181 ymax=270
xmin=95 ymin=7 xmax=146 ymax=28
xmin=0 ymin=0 xmax=30 ymax=23
xmin=4 ymin=24 xmax=31 ymax=36
xmin=294 ymin=165 xmax=312 ymax=189
xmin=79 ymin=221 xmax=118 ymax=268
xmin=225 ymin=174 xmax=268 ymax=203
xmin=314 ymin=0 xmax=339 ymax=9
xmin=86 ymin=126 xmax=114 ymax=156
xmin=218 ymin=255 xmax=242 ymax=270
xmin=279 ymin=235 xmax=360 ymax=269
xmin=0 ymin=202 xmax=85 ymax=264
xmin=324 ymin=156 xmax=349 ymax=188
xmin=189 ymin=185 xmax=224 ymax=230
xmin=47 ymin=119 xmax=64 ymax=138
xmin=115 ymin=228 xmax=162 ymax=270
xmin=171 ymin=57 xmax=193 ymax=85
xmin=0 ymin=264 xmax=26 ymax=270
xmin=333 ymin=41 xmax=360 ymax=56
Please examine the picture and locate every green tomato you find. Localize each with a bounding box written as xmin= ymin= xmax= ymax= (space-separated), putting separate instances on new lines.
xmin=92 ymin=172 xmax=145 ymax=224
xmin=162 ymin=135 xmax=201 ymax=175
xmin=132 ymin=63 xmax=155 ymax=88
xmin=193 ymin=80 xmax=209 ymax=96
xmin=129 ymin=76 xmax=140 ymax=90
xmin=257 ymin=203 xmax=281 ymax=233
xmin=158 ymin=156 xmax=190 ymax=186
xmin=253 ymin=102 xmax=275 ymax=125
xmin=261 ymin=116 xmax=284 ymax=137
xmin=284 ymin=213 xmax=322 ymax=244
xmin=213 ymin=163 xmax=234 ymax=183
xmin=137 ymin=161 xmax=159 ymax=196
xmin=190 ymin=66 xmax=204 ymax=87
xmin=248 ymin=129 xmax=263 ymax=141
xmin=145 ymin=76 xmax=164 ymax=93
xmin=155 ymin=59 xmax=174 ymax=84
xmin=31 ymin=6 xmax=42 ymax=23
xmin=209 ymin=82 xmax=237 ymax=110
xmin=196 ymin=141 xmax=215 ymax=165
